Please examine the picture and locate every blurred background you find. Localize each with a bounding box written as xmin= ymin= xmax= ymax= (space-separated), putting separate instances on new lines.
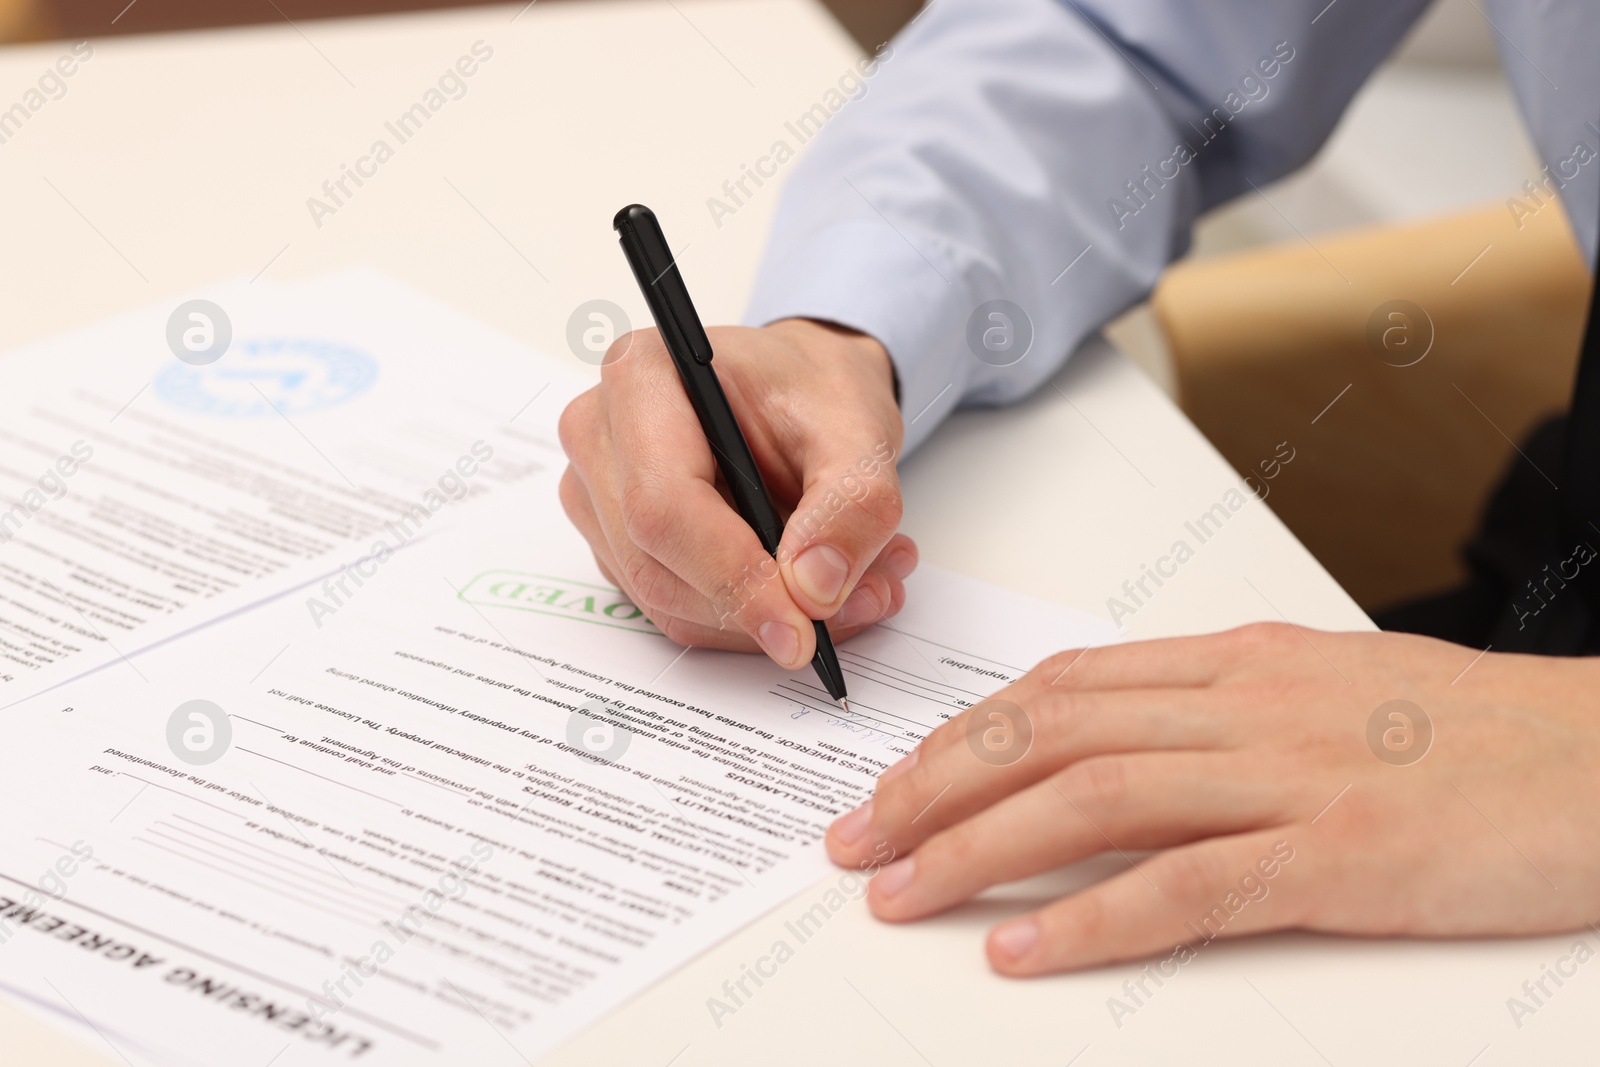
xmin=1 ymin=0 xmax=1589 ymax=616
xmin=6 ymin=0 xmax=918 ymax=44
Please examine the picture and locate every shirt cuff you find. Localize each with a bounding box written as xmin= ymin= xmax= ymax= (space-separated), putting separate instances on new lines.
xmin=742 ymin=218 xmax=977 ymax=456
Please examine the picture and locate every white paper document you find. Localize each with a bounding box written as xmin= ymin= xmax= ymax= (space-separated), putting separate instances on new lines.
xmin=0 ymin=271 xmax=578 ymax=707
xmin=0 ymin=506 xmax=1114 ymax=1063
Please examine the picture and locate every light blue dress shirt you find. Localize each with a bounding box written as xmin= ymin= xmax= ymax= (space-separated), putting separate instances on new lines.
xmin=742 ymin=0 xmax=1600 ymax=454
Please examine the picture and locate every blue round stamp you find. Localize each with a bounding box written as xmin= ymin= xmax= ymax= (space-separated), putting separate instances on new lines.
xmin=153 ymin=338 xmax=378 ymax=417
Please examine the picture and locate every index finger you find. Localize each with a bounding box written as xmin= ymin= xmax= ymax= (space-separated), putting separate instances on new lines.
xmin=827 ymin=686 xmax=1229 ymax=868
xmin=601 ymin=354 xmax=820 ymax=666
xmin=1025 ymin=625 xmax=1300 ymax=693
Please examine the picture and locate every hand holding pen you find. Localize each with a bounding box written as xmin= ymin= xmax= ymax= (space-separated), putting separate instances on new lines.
xmin=555 ymin=205 xmax=919 ymax=697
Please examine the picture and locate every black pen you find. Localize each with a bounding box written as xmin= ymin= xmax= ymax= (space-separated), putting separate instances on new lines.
xmin=613 ymin=204 xmax=850 ymax=710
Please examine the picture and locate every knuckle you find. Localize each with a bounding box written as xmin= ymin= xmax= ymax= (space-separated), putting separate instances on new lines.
xmin=1052 ymin=885 xmax=1109 ymax=945
xmin=857 ymin=479 xmax=904 ymax=535
xmin=872 ymin=797 xmax=922 ymax=848
xmin=918 ymin=822 xmax=978 ymax=880
xmin=598 ymin=329 xmax=655 ymax=385
xmin=654 ymin=613 xmax=700 ymax=649
xmin=1030 ymin=647 xmax=1089 ymax=687
xmin=1029 ymin=690 xmax=1082 ymax=742
xmin=619 ymin=550 xmax=680 ymax=618
xmin=620 ymin=478 xmax=677 ymax=554
xmin=557 ymin=466 xmax=585 ymax=518
xmin=872 ymin=772 xmax=936 ymax=835
xmin=1030 ymin=649 xmax=1070 ymax=680
xmin=556 ymin=391 xmax=598 ymax=459
xmin=922 ymin=709 xmax=972 ymax=759
xmin=563 ymin=463 xmax=588 ymax=505
xmin=710 ymin=559 xmax=776 ymax=629
xmin=873 ymin=750 xmax=926 ymax=807
xmin=1146 ymin=845 xmax=1230 ymax=906
xmin=1056 ymin=756 xmax=1129 ymax=816
xmin=1231 ymin=621 xmax=1296 ymax=656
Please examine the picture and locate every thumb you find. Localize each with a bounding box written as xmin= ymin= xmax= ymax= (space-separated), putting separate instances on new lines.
xmin=776 ymin=437 xmax=906 ymax=619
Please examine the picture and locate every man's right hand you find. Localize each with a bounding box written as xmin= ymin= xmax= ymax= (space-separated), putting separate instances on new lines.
xmin=557 ymin=317 xmax=918 ymax=670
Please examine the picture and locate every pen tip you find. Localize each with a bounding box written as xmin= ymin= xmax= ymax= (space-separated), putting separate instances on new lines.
xmin=836 ymin=697 xmax=851 ymax=713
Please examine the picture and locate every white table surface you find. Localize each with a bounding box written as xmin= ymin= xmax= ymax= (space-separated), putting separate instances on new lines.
xmin=1 ymin=2 xmax=1588 ymax=1064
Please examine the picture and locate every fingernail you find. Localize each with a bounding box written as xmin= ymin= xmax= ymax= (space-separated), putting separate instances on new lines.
xmin=880 ymin=749 xmax=918 ymax=783
xmin=885 ymin=547 xmax=917 ymax=580
xmin=831 ymin=800 xmax=872 ymax=845
xmin=835 ymin=585 xmax=886 ymax=629
xmin=992 ymin=918 xmax=1039 ymax=960
xmin=794 ymin=544 xmax=850 ymax=604
xmin=758 ymin=621 xmax=800 ymax=667
xmin=874 ymin=856 xmax=915 ymax=898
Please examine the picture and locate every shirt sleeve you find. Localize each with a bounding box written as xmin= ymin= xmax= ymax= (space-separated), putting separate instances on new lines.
xmin=742 ymin=0 xmax=1433 ymax=454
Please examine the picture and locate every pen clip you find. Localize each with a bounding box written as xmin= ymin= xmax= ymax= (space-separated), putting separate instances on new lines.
xmin=615 ymin=204 xmax=713 ymax=367
xmin=659 ymin=287 xmax=713 ymax=368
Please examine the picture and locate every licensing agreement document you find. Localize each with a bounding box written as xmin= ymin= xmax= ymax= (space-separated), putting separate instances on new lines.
xmin=0 ymin=507 xmax=1114 ymax=1064
xmin=0 ymin=271 xmax=578 ymax=707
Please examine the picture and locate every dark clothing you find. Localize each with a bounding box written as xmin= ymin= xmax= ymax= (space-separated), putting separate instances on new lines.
xmin=1376 ymin=415 xmax=1599 ymax=654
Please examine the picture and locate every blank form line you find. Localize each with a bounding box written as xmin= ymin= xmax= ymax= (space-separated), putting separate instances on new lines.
xmin=771 ymin=691 xmax=916 ymax=740
xmin=169 ymin=815 xmax=392 ymax=887
xmin=235 ymin=747 xmax=401 ymax=806
xmin=143 ymin=826 xmax=399 ymax=914
xmin=784 ymin=681 xmax=927 ymax=730
xmin=773 ymin=687 xmax=917 ymax=736
xmin=832 ymin=662 xmax=977 ymax=709
xmin=840 ymin=649 xmax=992 ymax=701
xmin=131 ymin=837 xmax=380 ymax=927
xmin=875 ymin=624 xmax=1026 ymax=675
xmin=230 ymin=714 xmax=284 ymax=732
xmin=114 ymin=772 xmax=244 ymax=819
xmin=0 ymin=869 xmax=438 ymax=1048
